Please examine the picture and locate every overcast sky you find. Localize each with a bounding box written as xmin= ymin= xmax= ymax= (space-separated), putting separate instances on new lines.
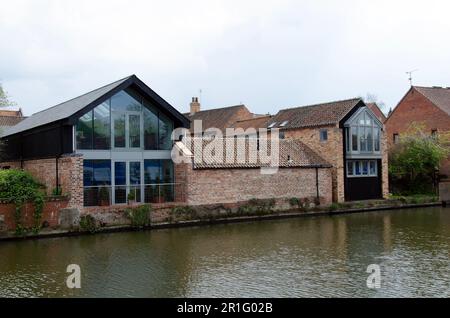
xmin=1 ymin=0 xmax=450 ymax=116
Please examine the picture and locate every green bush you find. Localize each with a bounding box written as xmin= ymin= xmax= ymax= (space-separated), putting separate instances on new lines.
xmin=171 ymin=205 xmax=196 ymax=221
xmin=0 ymin=169 xmax=45 ymax=235
xmin=51 ymin=187 xmax=62 ymax=196
xmin=79 ymin=215 xmax=98 ymax=233
xmin=125 ymin=204 xmax=151 ymax=228
xmin=127 ymin=191 xmax=136 ymax=202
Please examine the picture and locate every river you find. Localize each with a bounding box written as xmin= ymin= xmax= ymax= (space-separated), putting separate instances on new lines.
xmin=1 ymin=207 xmax=449 ymax=298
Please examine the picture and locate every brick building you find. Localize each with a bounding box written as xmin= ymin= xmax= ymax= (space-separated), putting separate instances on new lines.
xmin=385 ymin=86 xmax=450 ymax=177
xmin=0 ymin=75 xmax=334 ymax=215
xmin=266 ymin=98 xmax=389 ymax=202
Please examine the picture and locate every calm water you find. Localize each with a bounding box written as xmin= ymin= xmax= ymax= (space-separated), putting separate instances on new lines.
xmin=1 ymin=207 xmax=450 ymax=298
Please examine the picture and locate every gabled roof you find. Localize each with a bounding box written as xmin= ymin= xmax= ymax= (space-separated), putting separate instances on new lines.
xmin=1 ymin=75 xmax=190 ymax=137
xmin=181 ymin=138 xmax=330 ymax=169
xmin=413 ymin=86 xmax=450 ymax=116
xmin=0 ymin=115 xmax=26 ymax=128
xmin=267 ymin=98 xmax=362 ymax=130
xmin=366 ymin=103 xmax=386 ymax=123
xmin=231 ymin=115 xmax=273 ymax=131
xmin=0 ymin=109 xmax=23 ymax=117
xmin=184 ymin=105 xmax=254 ymax=133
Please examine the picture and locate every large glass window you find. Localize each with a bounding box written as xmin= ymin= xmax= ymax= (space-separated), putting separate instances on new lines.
xmin=345 ymin=108 xmax=382 ymax=154
xmin=114 ymin=161 xmax=127 ymax=204
xmin=76 ymin=89 xmax=175 ymax=151
xmin=129 ymin=114 xmax=141 ymax=148
xmin=158 ymin=112 xmax=174 ymax=150
xmin=83 ymin=160 xmax=111 ymax=206
xmin=143 ymin=104 xmax=158 ymax=150
xmin=351 ymin=127 xmax=358 ymax=151
xmin=76 ymin=112 xmax=93 ymax=149
xmin=144 ymin=159 xmax=174 ymax=203
xmin=113 ymin=113 xmax=126 ymax=148
xmin=93 ymin=101 xmax=110 ymax=149
xmin=111 ymin=90 xmax=142 ymax=112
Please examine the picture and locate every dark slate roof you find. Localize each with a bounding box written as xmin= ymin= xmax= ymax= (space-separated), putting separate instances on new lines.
xmin=181 ymin=137 xmax=330 ymax=169
xmin=267 ymin=98 xmax=362 ymax=129
xmin=414 ymin=86 xmax=450 ymax=116
xmin=1 ymin=75 xmax=190 ymax=137
xmin=184 ymin=105 xmax=254 ymax=133
xmin=366 ymin=102 xmax=386 ymax=123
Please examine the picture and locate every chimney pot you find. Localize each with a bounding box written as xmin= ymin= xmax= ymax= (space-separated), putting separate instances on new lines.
xmin=190 ymin=96 xmax=201 ymax=115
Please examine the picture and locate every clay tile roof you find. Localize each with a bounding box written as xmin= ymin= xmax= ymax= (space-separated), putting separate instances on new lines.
xmin=231 ymin=115 xmax=273 ymax=132
xmin=0 ymin=116 xmax=26 ymax=128
xmin=414 ymin=86 xmax=450 ymax=116
xmin=184 ymin=105 xmax=254 ymax=133
xmin=0 ymin=109 xmax=23 ymax=117
xmin=366 ymin=102 xmax=386 ymax=123
xmin=183 ymin=137 xmax=330 ymax=169
xmin=267 ymin=98 xmax=362 ymax=129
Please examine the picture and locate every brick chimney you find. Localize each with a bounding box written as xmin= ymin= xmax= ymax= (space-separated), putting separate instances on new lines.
xmin=190 ymin=97 xmax=200 ymax=115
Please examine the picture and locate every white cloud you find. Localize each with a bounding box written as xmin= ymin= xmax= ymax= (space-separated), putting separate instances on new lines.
xmin=1 ymin=0 xmax=450 ymax=115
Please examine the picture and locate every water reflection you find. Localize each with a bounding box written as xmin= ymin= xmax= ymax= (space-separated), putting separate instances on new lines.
xmin=1 ymin=207 xmax=450 ymax=297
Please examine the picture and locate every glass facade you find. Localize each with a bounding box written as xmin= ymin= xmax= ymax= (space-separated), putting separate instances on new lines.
xmin=76 ymin=88 xmax=179 ymax=206
xmin=345 ymin=109 xmax=382 ymax=155
xmin=75 ymin=88 xmax=175 ymax=151
xmin=83 ymin=160 xmax=112 ymax=206
xmin=93 ymin=101 xmax=110 ymax=149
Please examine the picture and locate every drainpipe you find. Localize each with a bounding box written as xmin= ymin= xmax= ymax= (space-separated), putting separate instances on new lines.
xmin=315 ymin=167 xmax=320 ymax=200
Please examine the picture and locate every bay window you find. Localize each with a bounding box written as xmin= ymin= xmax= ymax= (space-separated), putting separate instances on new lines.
xmin=344 ymin=108 xmax=382 ymax=155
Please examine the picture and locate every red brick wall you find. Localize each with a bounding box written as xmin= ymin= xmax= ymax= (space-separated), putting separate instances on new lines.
xmin=0 ymin=154 xmax=84 ymax=209
xmin=0 ymin=199 xmax=69 ymax=231
xmin=385 ymin=88 xmax=450 ymax=176
xmin=283 ymin=125 xmax=345 ymax=202
xmin=181 ymin=163 xmax=333 ymax=206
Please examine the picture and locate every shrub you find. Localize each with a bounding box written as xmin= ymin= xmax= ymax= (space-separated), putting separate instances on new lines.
xmin=171 ymin=206 xmax=196 ymax=221
xmin=127 ymin=191 xmax=136 ymax=202
xmin=79 ymin=215 xmax=98 ymax=233
xmin=329 ymin=203 xmax=340 ymax=211
xmin=125 ymin=204 xmax=151 ymax=228
xmin=51 ymin=187 xmax=62 ymax=196
xmin=0 ymin=169 xmax=45 ymax=235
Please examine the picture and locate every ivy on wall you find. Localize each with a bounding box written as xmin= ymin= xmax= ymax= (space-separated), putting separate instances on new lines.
xmin=0 ymin=169 xmax=45 ymax=235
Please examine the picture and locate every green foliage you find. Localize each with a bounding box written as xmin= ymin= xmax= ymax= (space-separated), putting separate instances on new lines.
xmin=238 ymin=198 xmax=276 ymax=216
xmin=51 ymin=187 xmax=62 ymax=196
xmin=0 ymin=83 xmax=16 ymax=107
xmin=79 ymin=215 xmax=98 ymax=233
xmin=171 ymin=205 xmax=196 ymax=221
xmin=125 ymin=204 xmax=151 ymax=228
xmin=328 ymin=203 xmax=338 ymax=211
xmin=127 ymin=190 xmax=136 ymax=201
xmin=389 ymin=124 xmax=450 ymax=194
xmin=0 ymin=169 xmax=45 ymax=235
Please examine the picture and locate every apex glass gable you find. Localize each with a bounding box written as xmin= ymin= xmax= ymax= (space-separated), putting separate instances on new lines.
xmin=75 ymin=88 xmax=174 ymax=151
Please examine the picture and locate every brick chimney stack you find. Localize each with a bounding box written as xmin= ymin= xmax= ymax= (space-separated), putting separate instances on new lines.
xmin=190 ymin=97 xmax=200 ymax=115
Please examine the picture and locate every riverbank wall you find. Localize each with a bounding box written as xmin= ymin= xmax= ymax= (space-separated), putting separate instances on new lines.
xmin=0 ymin=195 xmax=440 ymax=241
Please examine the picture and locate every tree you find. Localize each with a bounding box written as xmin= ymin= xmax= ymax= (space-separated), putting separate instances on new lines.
xmin=389 ymin=123 xmax=450 ymax=194
xmin=0 ymin=83 xmax=16 ymax=107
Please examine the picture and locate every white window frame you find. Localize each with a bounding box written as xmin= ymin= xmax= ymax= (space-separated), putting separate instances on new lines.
xmin=344 ymin=107 xmax=382 ymax=157
xmin=346 ymin=160 xmax=378 ymax=178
